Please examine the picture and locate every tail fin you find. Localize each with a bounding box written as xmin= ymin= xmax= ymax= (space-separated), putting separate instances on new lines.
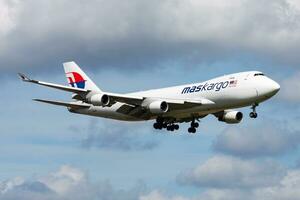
xmin=63 ymin=61 xmax=101 ymax=92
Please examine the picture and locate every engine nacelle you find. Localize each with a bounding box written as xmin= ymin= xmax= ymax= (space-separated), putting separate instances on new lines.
xmin=219 ymin=110 xmax=243 ymax=124
xmin=147 ymin=101 xmax=169 ymax=114
xmin=88 ymin=94 xmax=110 ymax=106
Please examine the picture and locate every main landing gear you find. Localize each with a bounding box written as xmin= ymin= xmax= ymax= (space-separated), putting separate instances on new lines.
xmin=153 ymin=117 xmax=179 ymax=132
xmin=188 ymin=119 xmax=199 ymax=134
xmin=153 ymin=117 xmax=200 ymax=133
xmin=249 ymin=103 xmax=258 ymax=118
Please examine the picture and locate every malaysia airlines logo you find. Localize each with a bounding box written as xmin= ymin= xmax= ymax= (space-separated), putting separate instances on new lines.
xmin=66 ymin=72 xmax=86 ymax=89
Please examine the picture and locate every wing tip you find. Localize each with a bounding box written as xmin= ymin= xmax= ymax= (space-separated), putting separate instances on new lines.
xmin=17 ymin=73 xmax=30 ymax=82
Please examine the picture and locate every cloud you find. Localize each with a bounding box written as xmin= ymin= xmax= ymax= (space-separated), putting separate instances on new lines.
xmin=0 ymin=0 xmax=18 ymax=35
xmin=80 ymin=119 xmax=159 ymax=151
xmin=139 ymin=190 xmax=188 ymax=200
xmin=1 ymin=161 xmax=300 ymax=200
xmin=0 ymin=165 xmax=84 ymax=196
xmin=39 ymin=165 xmax=86 ymax=195
xmin=173 ymin=156 xmax=300 ymax=200
xmin=212 ymin=123 xmax=300 ymax=157
xmin=177 ymin=155 xmax=285 ymax=189
xmin=194 ymin=169 xmax=300 ymax=200
xmin=2 ymin=0 xmax=300 ymax=74
xmin=279 ymin=71 xmax=300 ymax=102
xmin=0 ymin=165 xmax=148 ymax=200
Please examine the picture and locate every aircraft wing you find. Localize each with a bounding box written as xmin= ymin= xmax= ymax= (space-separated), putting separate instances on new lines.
xmin=33 ymin=99 xmax=91 ymax=109
xmin=18 ymin=73 xmax=214 ymax=110
xmin=18 ymin=73 xmax=89 ymax=94
xmin=106 ymin=92 xmax=214 ymax=108
xmin=108 ymin=92 xmax=214 ymax=117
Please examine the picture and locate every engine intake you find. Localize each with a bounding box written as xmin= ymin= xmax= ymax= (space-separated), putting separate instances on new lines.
xmin=148 ymin=101 xmax=169 ymax=114
xmin=219 ymin=110 xmax=243 ymax=124
xmin=89 ymin=94 xmax=110 ymax=106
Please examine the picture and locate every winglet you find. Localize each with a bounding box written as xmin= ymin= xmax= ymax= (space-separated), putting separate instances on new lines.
xmin=17 ymin=73 xmax=38 ymax=83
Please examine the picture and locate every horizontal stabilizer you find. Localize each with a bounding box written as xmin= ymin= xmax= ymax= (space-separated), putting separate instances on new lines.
xmin=33 ymin=99 xmax=91 ymax=109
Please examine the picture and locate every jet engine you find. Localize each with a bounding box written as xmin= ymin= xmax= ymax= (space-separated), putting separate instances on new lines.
xmin=218 ymin=110 xmax=243 ymax=124
xmin=88 ymin=94 xmax=110 ymax=106
xmin=147 ymin=101 xmax=169 ymax=114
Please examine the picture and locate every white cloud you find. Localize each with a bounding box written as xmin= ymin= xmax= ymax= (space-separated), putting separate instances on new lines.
xmin=0 ymin=176 xmax=24 ymax=194
xmin=39 ymin=165 xmax=86 ymax=195
xmin=213 ymin=123 xmax=300 ymax=157
xmin=175 ymin=155 xmax=300 ymax=200
xmin=0 ymin=164 xmax=148 ymax=200
xmin=0 ymin=0 xmax=20 ymax=36
xmin=195 ymin=169 xmax=300 ymax=200
xmin=177 ymin=155 xmax=285 ymax=189
xmin=139 ymin=190 xmax=188 ymax=200
xmin=1 ymin=162 xmax=300 ymax=200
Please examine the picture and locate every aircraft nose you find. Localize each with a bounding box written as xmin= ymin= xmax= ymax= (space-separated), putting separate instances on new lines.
xmin=271 ymin=80 xmax=280 ymax=93
xmin=256 ymin=78 xmax=280 ymax=98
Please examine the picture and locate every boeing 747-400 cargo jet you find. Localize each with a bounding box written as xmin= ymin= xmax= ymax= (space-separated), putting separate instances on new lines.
xmin=18 ymin=62 xmax=280 ymax=133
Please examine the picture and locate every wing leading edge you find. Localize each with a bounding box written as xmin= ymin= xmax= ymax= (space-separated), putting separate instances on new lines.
xmin=18 ymin=73 xmax=215 ymax=111
xmin=18 ymin=73 xmax=89 ymax=94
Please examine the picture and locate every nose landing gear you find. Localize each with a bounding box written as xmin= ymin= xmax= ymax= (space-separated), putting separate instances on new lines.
xmin=249 ymin=103 xmax=258 ymax=118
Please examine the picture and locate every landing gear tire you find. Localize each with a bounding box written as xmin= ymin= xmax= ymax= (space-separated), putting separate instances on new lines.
xmin=174 ymin=124 xmax=179 ymax=130
xmin=188 ymin=127 xmax=196 ymax=133
xmin=249 ymin=103 xmax=258 ymax=119
xmin=191 ymin=122 xmax=199 ymax=128
xmin=167 ymin=125 xmax=175 ymax=131
xmin=153 ymin=123 xmax=162 ymax=129
xmin=249 ymin=112 xmax=258 ymax=118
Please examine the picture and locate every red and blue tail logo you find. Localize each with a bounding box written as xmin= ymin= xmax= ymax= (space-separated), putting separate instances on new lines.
xmin=66 ymin=72 xmax=86 ymax=89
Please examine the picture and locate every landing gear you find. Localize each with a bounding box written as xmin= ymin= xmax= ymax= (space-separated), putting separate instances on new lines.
xmin=188 ymin=127 xmax=196 ymax=133
xmin=188 ymin=119 xmax=199 ymax=133
xmin=153 ymin=122 xmax=162 ymax=130
xmin=153 ymin=117 xmax=199 ymax=133
xmin=153 ymin=117 xmax=179 ymax=132
xmin=249 ymin=103 xmax=258 ymax=118
xmin=249 ymin=112 xmax=257 ymax=118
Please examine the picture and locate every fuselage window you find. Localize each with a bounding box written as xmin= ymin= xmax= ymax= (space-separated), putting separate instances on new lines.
xmin=254 ymin=73 xmax=265 ymax=76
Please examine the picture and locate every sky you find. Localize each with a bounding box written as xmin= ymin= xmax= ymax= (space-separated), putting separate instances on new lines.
xmin=1 ymin=0 xmax=300 ymax=199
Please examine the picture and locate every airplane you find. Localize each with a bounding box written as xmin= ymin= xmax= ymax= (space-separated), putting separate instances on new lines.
xmin=18 ymin=61 xmax=280 ymax=133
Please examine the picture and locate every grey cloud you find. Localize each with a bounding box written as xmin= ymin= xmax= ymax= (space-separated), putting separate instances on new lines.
xmin=177 ymin=155 xmax=285 ymax=189
xmin=212 ymin=122 xmax=300 ymax=157
xmin=2 ymin=0 xmax=300 ymax=74
xmin=139 ymin=190 xmax=189 ymax=200
xmin=0 ymin=165 xmax=148 ymax=200
xmin=2 ymin=161 xmax=300 ymax=200
xmin=194 ymin=169 xmax=300 ymax=200
xmin=80 ymin=119 xmax=159 ymax=151
xmin=279 ymin=71 xmax=300 ymax=102
xmin=142 ymin=162 xmax=300 ymax=200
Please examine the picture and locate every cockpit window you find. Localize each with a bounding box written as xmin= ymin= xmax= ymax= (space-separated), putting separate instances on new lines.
xmin=254 ymin=73 xmax=265 ymax=76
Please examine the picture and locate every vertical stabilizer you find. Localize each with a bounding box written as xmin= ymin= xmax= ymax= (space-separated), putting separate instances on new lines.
xmin=63 ymin=61 xmax=101 ymax=92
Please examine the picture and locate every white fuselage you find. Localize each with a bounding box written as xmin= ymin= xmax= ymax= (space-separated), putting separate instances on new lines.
xmin=72 ymin=71 xmax=280 ymax=121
